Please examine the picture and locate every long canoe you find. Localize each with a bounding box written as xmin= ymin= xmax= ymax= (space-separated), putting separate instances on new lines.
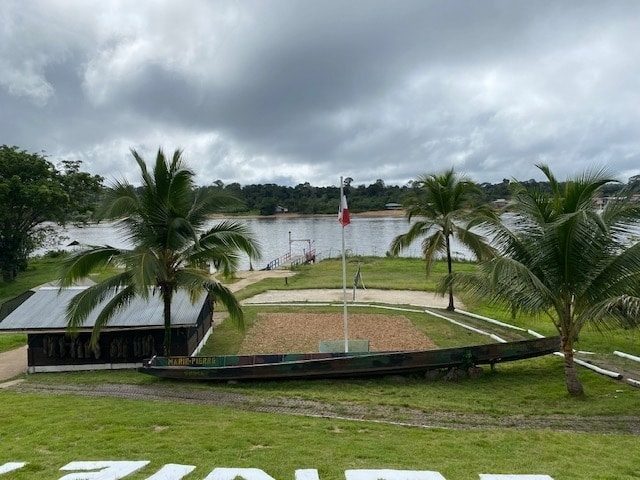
xmin=137 ymin=336 xmax=560 ymax=381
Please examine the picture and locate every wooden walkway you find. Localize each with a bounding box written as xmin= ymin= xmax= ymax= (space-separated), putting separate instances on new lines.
xmin=264 ymin=250 xmax=316 ymax=270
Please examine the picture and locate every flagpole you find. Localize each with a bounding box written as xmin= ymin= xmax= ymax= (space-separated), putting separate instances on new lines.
xmin=340 ymin=176 xmax=349 ymax=353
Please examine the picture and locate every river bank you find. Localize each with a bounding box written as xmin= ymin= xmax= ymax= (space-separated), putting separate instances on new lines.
xmin=209 ymin=209 xmax=406 ymax=219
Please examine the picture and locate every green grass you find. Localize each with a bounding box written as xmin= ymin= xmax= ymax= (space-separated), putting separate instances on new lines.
xmin=1 ymin=391 xmax=639 ymax=479
xmin=0 ymin=256 xmax=66 ymax=304
xmin=0 ymin=333 xmax=26 ymax=352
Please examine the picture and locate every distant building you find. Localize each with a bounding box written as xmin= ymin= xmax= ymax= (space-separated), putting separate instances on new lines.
xmin=275 ymin=205 xmax=289 ymax=213
xmin=384 ymin=203 xmax=403 ymax=210
xmin=491 ymin=198 xmax=509 ymax=208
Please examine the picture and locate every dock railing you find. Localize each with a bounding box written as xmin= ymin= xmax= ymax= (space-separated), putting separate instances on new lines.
xmin=264 ymin=249 xmax=316 ymax=270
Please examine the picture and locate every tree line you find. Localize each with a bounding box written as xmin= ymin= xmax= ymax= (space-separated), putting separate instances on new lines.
xmin=200 ymin=175 xmax=637 ymax=216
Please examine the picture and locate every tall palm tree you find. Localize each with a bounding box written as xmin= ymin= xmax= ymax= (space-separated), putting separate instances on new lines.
xmin=457 ymin=164 xmax=640 ymax=395
xmin=388 ymin=168 xmax=496 ymax=310
xmin=59 ymin=148 xmax=261 ymax=355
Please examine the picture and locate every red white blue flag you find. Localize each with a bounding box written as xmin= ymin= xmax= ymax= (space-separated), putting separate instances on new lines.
xmin=338 ymin=194 xmax=350 ymax=226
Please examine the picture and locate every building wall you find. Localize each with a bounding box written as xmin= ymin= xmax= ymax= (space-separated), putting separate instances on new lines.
xmin=26 ymin=296 xmax=214 ymax=370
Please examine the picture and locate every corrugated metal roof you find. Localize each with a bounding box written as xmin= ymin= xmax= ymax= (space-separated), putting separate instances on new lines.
xmin=0 ymin=287 xmax=206 ymax=332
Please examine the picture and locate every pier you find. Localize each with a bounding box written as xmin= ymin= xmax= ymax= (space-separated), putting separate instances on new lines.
xmin=264 ymin=231 xmax=316 ymax=270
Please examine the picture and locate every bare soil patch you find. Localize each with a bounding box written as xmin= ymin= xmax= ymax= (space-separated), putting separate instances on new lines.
xmin=239 ymin=313 xmax=436 ymax=354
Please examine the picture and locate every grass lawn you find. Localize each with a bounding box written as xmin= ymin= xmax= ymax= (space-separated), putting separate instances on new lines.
xmin=1 ymin=389 xmax=639 ymax=479
xmin=1 ymin=255 xmax=640 ymax=479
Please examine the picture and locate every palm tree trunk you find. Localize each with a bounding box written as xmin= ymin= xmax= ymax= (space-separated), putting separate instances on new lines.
xmin=445 ymin=235 xmax=455 ymax=311
xmin=561 ymin=340 xmax=584 ymax=396
xmin=162 ymin=290 xmax=173 ymax=356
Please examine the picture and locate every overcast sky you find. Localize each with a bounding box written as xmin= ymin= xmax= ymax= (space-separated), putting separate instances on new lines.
xmin=2 ymin=1 xmax=640 ymax=188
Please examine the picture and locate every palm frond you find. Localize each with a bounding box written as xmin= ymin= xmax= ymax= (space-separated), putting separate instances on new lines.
xmin=196 ymin=220 xmax=262 ymax=265
xmin=97 ymin=183 xmax=140 ymax=220
xmin=388 ymin=220 xmax=432 ymax=256
xmin=65 ymin=272 xmax=133 ymax=330
xmin=454 ymin=225 xmax=497 ymax=261
xmin=59 ymin=246 xmax=122 ymax=287
xmin=579 ymin=295 xmax=640 ymax=334
xmin=89 ymin=286 xmax=137 ymax=346
xmin=200 ymin=278 xmax=245 ymax=331
xmin=421 ymin=230 xmax=446 ymax=274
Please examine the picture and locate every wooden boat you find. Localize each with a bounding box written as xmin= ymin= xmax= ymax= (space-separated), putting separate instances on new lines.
xmin=138 ymin=336 xmax=560 ymax=381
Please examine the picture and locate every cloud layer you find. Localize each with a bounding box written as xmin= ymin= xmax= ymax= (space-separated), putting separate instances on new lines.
xmin=2 ymin=0 xmax=640 ymax=187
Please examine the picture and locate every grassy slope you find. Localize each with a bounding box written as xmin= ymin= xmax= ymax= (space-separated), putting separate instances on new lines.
xmin=1 ymin=391 xmax=639 ymax=480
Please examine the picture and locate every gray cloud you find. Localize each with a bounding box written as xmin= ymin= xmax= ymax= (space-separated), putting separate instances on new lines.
xmin=2 ymin=0 xmax=640 ymax=188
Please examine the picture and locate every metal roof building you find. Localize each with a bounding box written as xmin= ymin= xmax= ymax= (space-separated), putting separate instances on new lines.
xmin=0 ymin=287 xmax=206 ymax=332
xmin=0 ymin=287 xmax=214 ymax=373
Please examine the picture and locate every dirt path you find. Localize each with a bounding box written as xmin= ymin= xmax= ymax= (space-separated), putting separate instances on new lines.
xmin=226 ymin=270 xmax=296 ymax=292
xmin=11 ymin=381 xmax=640 ymax=434
xmin=243 ymin=288 xmax=460 ymax=308
xmin=0 ymin=346 xmax=27 ymax=384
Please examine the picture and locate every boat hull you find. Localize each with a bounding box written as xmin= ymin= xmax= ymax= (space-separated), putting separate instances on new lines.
xmin=138 ymin=336 xmax=560 ymax=381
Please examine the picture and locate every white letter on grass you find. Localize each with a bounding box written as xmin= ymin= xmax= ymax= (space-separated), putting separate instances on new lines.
xmin=295 ymin=470 xmax=320 ymax=480
xmin=203 ymin=468 xmax=276 ymax=480
xmin=144 ymin=464 xmax=196 ymax=479
xmin=479 ymin=475 xmax=554 ymax=480
xmin=346 ymin=470 xmax=446 ymax=480
xmin=59 ymin=461 xmax=150 ymax=480
xmin=0 ymin=463 xmax=26 ymax=475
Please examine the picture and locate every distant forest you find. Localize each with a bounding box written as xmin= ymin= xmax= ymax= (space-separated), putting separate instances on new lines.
xmin=197 ymin=177 xmax=638 ymax=216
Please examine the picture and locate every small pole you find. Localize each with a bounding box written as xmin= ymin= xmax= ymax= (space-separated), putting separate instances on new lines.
xmin=341 ymin=176 xmax=349 ymax=353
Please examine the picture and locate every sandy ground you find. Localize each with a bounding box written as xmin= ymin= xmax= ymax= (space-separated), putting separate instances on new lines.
xmin=243 ymin=288 xmax=456 ymax=308
xmin=231 ymin=270 xmax=460 ymax=308
xmin=0 ymin=346 xmax=27 ymax=385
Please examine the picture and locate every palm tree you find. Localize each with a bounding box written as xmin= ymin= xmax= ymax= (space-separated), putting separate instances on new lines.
xmin=59 ymin=148 xmax=261 ymax=355
xmin=388 ymin=168 xmax=496 ymax=310
xmin=457 ymin=164 xmax=640 ymax=395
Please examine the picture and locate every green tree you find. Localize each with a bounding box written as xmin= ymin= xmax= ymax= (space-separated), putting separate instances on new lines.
xmin=458 ymin=165 xmax=640 ymax=395
xmin=388 ymin=168 xmax=496 ymax=310
xmin=0 ymin=146 xmax=103 ymax=282
xmin=58 ymin=160 xmax=105 ymax=222
xmin=59 ymin=148 xmax=261 ymax=355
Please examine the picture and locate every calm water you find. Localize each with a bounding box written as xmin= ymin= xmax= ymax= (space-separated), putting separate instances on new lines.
xmin=45 ymin=216 xmax=472 ymax=271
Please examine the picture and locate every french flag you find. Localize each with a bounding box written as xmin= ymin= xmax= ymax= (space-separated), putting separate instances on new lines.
xmin=338 ymin=194 xmax=350 ymax=226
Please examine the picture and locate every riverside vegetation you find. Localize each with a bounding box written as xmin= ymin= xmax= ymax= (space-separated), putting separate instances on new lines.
xmin=1 ymin=256 xmax=640 ymax=479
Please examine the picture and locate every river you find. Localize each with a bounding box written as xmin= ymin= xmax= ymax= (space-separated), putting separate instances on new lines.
xmin=42 ymin=215 xmax=473 ymax=271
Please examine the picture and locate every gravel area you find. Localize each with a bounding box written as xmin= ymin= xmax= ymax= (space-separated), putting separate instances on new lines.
xmin=239 ymin=312 xmax=437 ymax=353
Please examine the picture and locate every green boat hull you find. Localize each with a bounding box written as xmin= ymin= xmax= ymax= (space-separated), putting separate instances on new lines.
xmin=138 ymin=336 xmax=560 ymax=381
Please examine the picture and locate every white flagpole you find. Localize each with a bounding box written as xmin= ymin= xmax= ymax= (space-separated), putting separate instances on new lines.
xmin=340 ymin=176 xmax=349 ymax=353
